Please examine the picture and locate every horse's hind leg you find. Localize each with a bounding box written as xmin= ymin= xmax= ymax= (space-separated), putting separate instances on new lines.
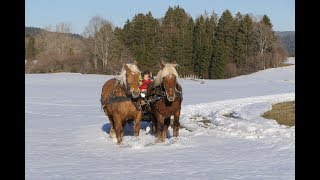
xmin=173 ymin=110 xmax=181 ymax=137
xmin=104 ymin=110 xmax=116 ymax=140
xmin=108 ymin=116 xmax=116 ymax=140
xmin=133 ymin=111 xmax=142 ymax=138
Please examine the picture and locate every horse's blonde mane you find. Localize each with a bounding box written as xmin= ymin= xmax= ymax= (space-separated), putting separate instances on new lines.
xmin=154 ymin=63 xmax=179 ymax=86
xmin=115 ymin=63 xmax=140 ymax=87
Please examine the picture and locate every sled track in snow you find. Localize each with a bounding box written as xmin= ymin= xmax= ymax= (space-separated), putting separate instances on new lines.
xmin=180 ymin=93 xmax=295 ymax=145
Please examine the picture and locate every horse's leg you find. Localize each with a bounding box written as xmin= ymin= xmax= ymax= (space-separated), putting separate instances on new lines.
xmin=173 ymin=110 xmax=181 ymax=138
xmin=109 ymin=116 xmax=117 ymax=140
xmin=155 ymin=113 xmax=164 ymax=143
xmin=163 ymin=117 xmax=171 ymax=140
xmin=104 ymin=109 xmax=116 ymax=140
xmin=114 ymin=115 xmax=124 ymax=144
xmin=150 ymin=113 xmax=157 ymax=135
xmin=133 ymin=110 xmax=142 ymax=139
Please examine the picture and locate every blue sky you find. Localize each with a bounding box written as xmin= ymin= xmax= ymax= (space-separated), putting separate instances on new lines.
xmin=26 ymin=0 xmax=295 ymax=34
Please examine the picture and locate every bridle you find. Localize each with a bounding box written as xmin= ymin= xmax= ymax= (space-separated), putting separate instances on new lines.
xmin=150 ymin=76 xmax=183 ymax=103
xmin=123 ymin=74 xmax=132 ymax=97
xmin=102 ymin=73 xmax=141 ymax=110
xmin=161 ymin=83 xmax=183 ymax=100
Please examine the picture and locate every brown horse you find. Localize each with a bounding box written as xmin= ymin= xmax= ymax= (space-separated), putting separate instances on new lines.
xmin=100 ymin=62 xmax=142 ymax=144
xmin=146 ymin=61 xmax=183 ymax=143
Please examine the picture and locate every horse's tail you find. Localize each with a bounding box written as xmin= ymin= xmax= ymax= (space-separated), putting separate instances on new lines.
xmin=100 ymin=99 xmax=104 ymax=110
xmin=100 ymin=78 xmax=117 ymax=111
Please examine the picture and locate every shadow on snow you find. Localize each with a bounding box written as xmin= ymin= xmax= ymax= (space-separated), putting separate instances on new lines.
xmin=101 ymin=120 xmax=152 ymax=136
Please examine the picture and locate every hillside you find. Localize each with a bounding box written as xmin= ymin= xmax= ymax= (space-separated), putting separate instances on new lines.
xmin=25 ymin=26 xmax=83 ymax=39
xmin=276 ymin=31 xmax=295 ymax=56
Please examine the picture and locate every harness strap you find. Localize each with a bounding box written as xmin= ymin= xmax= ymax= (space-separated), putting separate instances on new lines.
xmin=101 ymin=78 xmax=142 ymax=111
xmin=175 ymin=91 xmax=183 ymax=100
xmin=132 ymin=100 xmax=142 ymax=110
xmin=106 ymin=96 xmax=131 ymax=104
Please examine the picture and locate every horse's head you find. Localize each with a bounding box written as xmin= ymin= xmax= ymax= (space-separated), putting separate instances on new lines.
xmin=156 ymin=60 xmax=179 ymax=102
xmin=125 ymin=61 xmax=141 ymax=98
xmin=118 ymin=61 xmax=141 ymax=98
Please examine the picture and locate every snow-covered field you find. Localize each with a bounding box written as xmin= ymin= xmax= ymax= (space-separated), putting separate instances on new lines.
xmin=26 ymin=58 xmax=295 ymax=179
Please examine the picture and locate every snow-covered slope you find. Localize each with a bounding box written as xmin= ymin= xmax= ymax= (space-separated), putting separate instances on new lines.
xmin=25 ymin=59 xmax=295 ymax=179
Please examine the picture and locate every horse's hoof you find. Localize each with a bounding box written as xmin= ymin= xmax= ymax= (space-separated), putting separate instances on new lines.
xmin=156 ymin=139 xmax=164 ymax=143
xmin=110 ymin=134 xmax=117 ymax=140
xmin=111 ymin=138 xmax=117 ymax=143
xmin=172 ymin=137 xmax=179 ymax=142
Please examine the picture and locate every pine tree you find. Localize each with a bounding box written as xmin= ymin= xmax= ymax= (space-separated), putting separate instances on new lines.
xmin=213 ymin=9 xmax=235 ymax=78
xmin=162 ymin=6 xmax=194 ymax=75
xmin=192 ymin=12 xmax=216 ymax=79
xmin=162 ymin=6 xmax=175 ymax=61
xmin=243 ymin=14 xmax=255 ymax=53
xmin=120 ymin=12 xmax=161 ymax=72
xmin=212 ymin=41 xmax=227 ymax=79
xmin=208 ymin=11 xmax=218 ymax=79
xmin=192 ymin=15 xmax=206 ymax=77
xmin=234 ymin=12 xmax=246 ymax=68
xmin=204 ymin=13 xmax=216 ymax=79
xmin=180 ymin=17 xmax=194 ymax=75
xmin=116 ymin=8 xmax=279 ymax=78
xmin=242 ymin=14 xmax=255 ymax=69
xmin=261 ymin=15 xmax=273 ymax=28
xmin=26 ymin=36 xmax=36 ymax=60
xmin=121 ymin=19 xmax=133 ymax=47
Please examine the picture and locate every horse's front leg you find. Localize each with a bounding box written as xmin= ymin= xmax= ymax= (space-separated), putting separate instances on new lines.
xmin=134 ymin=110 xmax=142 ymax=138
xmin=173 ymin=110 xmax=181 ymax=138
xmin=150 ymin=113 xmax=157 ymax=135
xmin=155 ymin=113 xmax=165 ymax=143
xmin=163 ymin=117 xmax=171 ymax=140
xmin=114 ymin=115 xmax=124 ymax=145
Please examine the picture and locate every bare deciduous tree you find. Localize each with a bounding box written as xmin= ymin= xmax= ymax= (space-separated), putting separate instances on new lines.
xmin=255 ymin=23 xmax=274 ymax=56
xmin=271 ymin=39 xmax=288 ymax=67
xmin=32 ymin=23 xmax=89 ymax=73
xmin=83 ymin=16 xmax=115 ymax=72
xmin=35 ymin=26 xmax=54 ymax=55
xmin=55 ymin=22 xmax=72 ymax=62
xmin=254 ymin=22 xmax=276 ymax=69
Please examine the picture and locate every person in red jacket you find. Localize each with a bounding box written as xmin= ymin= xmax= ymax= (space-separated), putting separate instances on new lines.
xmin=140 ymin=70 xmax=152 ymax=94
xmin=139 ymin=70 xmax=152 ymax=107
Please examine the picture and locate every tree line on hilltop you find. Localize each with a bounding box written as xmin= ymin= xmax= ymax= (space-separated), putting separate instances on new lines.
xmin=275 ymin=31 xmax=295 ymax=57
xmin=25 ymin=6 xmax=288 ymax=79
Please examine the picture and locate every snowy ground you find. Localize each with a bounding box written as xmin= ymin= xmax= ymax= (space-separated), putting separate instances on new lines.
xmin=285 ymin=57 xmax=295 ymax=64
xmin=26 ymin=58 xmax=295 ymax=179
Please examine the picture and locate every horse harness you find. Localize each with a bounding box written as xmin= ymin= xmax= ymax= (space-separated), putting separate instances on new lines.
xmin=101 ymin=79 xmax=183 ymax=111
xmin=147 ymin=83 xmax=183 ymax=104
xmin=101 ymin=79 xmax=142 ymax=110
